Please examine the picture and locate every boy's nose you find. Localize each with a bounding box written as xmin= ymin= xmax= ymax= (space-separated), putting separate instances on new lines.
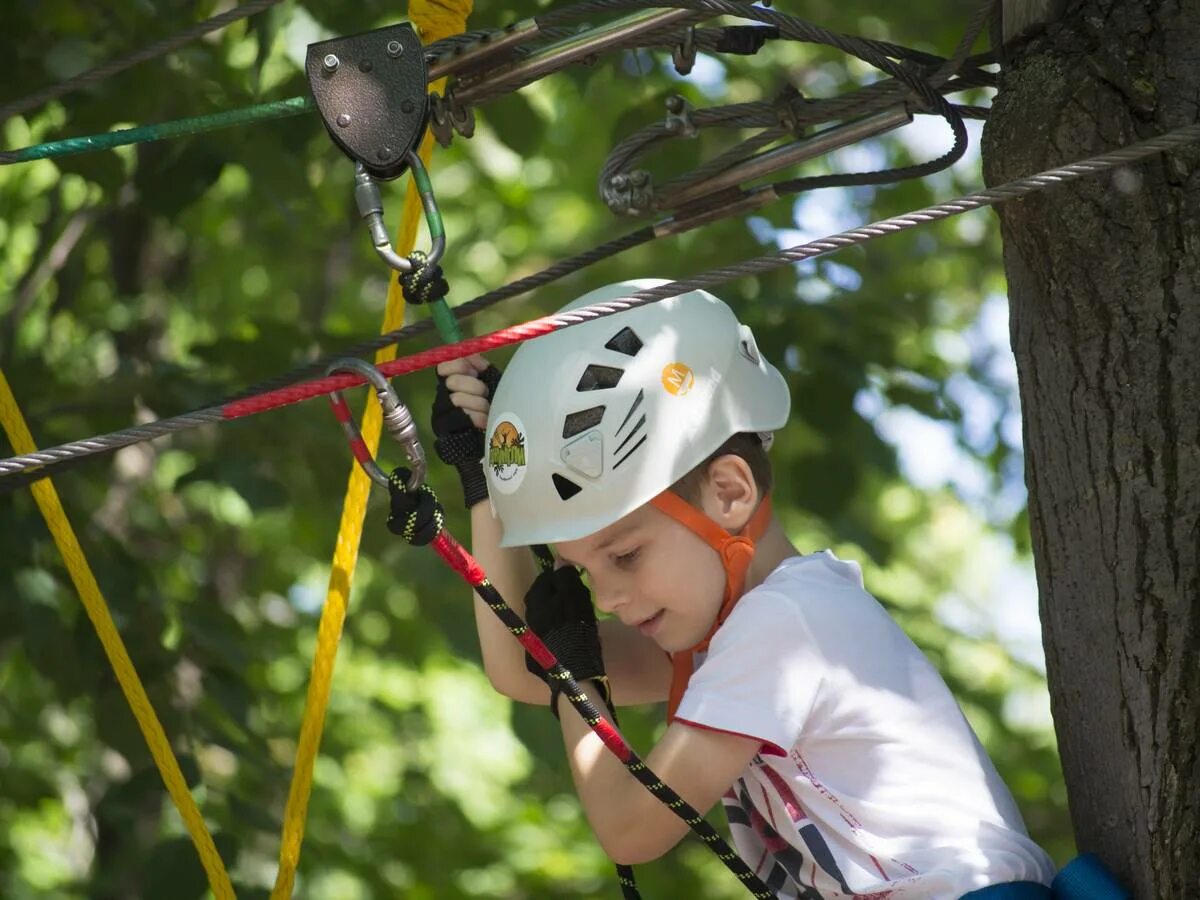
xmin=592 ymin=583 xmax=627 ymax=615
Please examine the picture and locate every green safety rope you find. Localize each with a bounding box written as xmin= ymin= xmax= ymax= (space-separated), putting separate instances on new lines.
xmin=0 ymin=96 xmax=314 ymax=165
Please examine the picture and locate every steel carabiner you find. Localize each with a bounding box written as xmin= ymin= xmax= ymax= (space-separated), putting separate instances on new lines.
xmin=326 ymin=357 xmax=426 ymax=491
xmin=353 ymin=151 xmax=446 ymax=274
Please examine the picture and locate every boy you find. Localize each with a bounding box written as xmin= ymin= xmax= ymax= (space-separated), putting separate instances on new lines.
xmin=431 ymin=279 xmax=1055 ymax=898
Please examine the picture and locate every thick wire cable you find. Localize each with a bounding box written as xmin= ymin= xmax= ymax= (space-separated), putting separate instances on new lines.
xmin=5 ymin=122 xmax=1197 ymax=487
xmin=598 ymin=0 xmax=994 ymax=213
xmin=1 ymin=0 xmax=979 ymax=169
xmin=0 ymin=226 xmax=656 ymax=493
xmin=0 ymin=0 xmax=283 ymax=124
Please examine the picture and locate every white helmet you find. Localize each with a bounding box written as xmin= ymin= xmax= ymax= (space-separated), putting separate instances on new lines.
xmin=484 ymin=279 xmax=790 ymax=547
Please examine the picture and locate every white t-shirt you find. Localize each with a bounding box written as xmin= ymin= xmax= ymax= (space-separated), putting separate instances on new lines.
xmin=674 ymin=551 xmax=1055 ymax=899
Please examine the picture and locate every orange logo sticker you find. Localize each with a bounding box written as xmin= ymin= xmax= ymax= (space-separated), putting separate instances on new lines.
xmin=661 ymin=362 xmax=695 ymax=396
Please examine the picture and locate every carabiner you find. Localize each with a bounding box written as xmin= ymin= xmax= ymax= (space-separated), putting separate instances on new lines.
xmin=353 ymin=151 xmax=446 ymax=274
xmin=326 ymin=358 xmax=426 ymax=491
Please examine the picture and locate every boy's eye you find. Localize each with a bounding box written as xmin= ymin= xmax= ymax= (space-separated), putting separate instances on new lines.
xmin=614 ymin=548 xmax=640 ymax=567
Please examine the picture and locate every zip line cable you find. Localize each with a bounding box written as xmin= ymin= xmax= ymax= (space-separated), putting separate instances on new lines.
xmin=5 ymin=120 xmax=1199 ymax=489
xmin=0 ymin=0 xmax=284 ymax=124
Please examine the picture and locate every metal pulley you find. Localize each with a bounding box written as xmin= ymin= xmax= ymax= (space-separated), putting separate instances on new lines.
xmin=306 ymin=23 xmax=429 ymax=180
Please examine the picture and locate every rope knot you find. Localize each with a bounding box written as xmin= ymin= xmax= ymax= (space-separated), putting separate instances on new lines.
xmin=386 ymin=467 xmax=444 ymax=545
xmin=400 ymin=250 xmax=450 ymax=305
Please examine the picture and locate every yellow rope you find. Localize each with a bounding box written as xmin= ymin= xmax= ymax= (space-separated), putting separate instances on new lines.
xmin=0 ymin=370 xmax=235 ymax=899
xmin=270 ymin=4 xmax=472 ymax=895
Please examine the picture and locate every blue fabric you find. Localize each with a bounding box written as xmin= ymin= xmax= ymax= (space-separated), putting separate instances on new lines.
xmin=1051 ymin=854 xmax=1130 ymax=900
xmin=959 ymin=854 xmax=1130 ymax=900
xmin=960 ymin=881 xmax=1051 ymax=900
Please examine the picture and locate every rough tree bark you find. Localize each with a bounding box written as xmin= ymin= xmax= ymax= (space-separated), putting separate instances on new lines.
xmin=982 ymin=2 xmax=1199 ymax=897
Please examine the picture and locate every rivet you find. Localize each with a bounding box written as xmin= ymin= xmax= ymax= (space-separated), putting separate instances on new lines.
xmin=336 ymin=113 xmax=351 ymax=127
xmin=386 ymin=40 xmax=404 ymax=58
xmin=322 ymin=53 xmax=339 ymax=73
xmin=401 ymin=99 xmax=415 ymax=114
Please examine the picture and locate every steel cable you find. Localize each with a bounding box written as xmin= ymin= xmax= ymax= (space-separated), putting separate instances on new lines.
xmin=6 ymin=123 xmax=1198 ymax=488
xmin=598 ymin=0 xmax=996 ymax=214
xmin=0 ymin=226 xmax=657 ymax=491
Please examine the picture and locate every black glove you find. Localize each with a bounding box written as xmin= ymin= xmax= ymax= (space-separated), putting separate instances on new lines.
xmin=523 ymin=566 xmax=610 ymax=718
xmin=431 ymin=364 xmax=502 ymax=509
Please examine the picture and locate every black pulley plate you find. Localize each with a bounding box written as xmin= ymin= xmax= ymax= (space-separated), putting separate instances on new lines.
xmin=306 ymin=23 xmax=429 ymax=180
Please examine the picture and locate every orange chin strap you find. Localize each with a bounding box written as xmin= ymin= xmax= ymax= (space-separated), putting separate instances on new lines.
xmin=649 ymin=491 xmax=773 ymax=721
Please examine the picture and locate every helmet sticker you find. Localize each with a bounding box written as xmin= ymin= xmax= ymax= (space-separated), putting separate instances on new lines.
xmin=661 ymin=362 xmax=695 ymax=396
xmin=488 ymin=414 xmax=528 ymax=494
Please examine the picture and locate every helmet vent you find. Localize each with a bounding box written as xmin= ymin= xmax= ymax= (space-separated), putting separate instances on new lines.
xmin=577 ymin=364 xmax=624 ymax=391
xmin=614 ymin=415 xmax=645 ymax=455
xmin=553 ymin=473 xmax=583 ymax=501
xmin=612 ymin=435 xmax=647 ymax=470
xmin=615 ymin=389 xmax=644 ymax=437
xmin=604 ymin=327 xmax=643 ymax=357
xmin=563 ymin=405 xmax=605 ymax=438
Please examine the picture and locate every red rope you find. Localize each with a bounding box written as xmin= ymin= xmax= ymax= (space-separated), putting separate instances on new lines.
xmin=430 ymin=530 xmax=487 ymax=586
xmin=223 ymin=317 xmax=559 ymax=419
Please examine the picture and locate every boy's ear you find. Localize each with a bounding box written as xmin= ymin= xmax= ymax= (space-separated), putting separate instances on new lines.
xmin=700 ymin=455 xmax=759 ymax=532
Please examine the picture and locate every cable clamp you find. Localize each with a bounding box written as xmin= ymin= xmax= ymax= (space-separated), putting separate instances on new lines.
xmin=672 ymin=25 xmax=697 ymax=76
xmin=429 ymin=89 xmax=476 ymax=148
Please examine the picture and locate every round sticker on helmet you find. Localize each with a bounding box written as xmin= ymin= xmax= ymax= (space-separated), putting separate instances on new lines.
xmin=661 ymin=362 xmax=695 ymax=396
xmin=487 ymin=414 xmax=528 ymax=494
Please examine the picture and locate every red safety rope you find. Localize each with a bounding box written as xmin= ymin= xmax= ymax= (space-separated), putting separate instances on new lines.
xmin=223 ymin=316 xmax=559 ymax=419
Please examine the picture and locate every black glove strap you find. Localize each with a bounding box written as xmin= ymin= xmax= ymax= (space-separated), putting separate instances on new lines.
xmin=431 ymin=365 xmax=502 ymax=509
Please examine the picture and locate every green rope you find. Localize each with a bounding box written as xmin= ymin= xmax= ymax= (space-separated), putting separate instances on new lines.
xmin=0 ymin=96 xmax=314 ymax=165
xmin=407 ymin=159 xmax=460 ymax=342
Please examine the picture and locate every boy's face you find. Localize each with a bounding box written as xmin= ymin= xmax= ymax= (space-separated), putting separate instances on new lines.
xmin=555 ymin=496 xmax=727 ymax=652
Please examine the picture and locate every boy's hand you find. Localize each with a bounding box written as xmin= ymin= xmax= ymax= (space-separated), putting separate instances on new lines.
xmin=523 ymin=566 xmax=610 ymax=717
xmin=432 ymin=354 xmax=502 ymax=508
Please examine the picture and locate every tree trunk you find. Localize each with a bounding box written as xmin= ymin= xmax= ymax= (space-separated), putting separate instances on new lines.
xmin=981 ymin=2 xmax=1200 ymax=897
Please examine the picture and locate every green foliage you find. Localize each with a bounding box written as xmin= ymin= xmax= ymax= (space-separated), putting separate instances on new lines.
xmin=0 ymin=2 xmax=1071 ymax=897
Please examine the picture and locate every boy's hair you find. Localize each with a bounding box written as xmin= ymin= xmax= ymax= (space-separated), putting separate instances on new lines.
xmin=671 ymin=433 xmax=773 ymax=504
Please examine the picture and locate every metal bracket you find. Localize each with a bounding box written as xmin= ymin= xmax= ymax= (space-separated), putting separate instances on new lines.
xmin=429 ymin=90 xmax=476 ymax=148
xmin=306 ymin=23 xmax=429 ymax=180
